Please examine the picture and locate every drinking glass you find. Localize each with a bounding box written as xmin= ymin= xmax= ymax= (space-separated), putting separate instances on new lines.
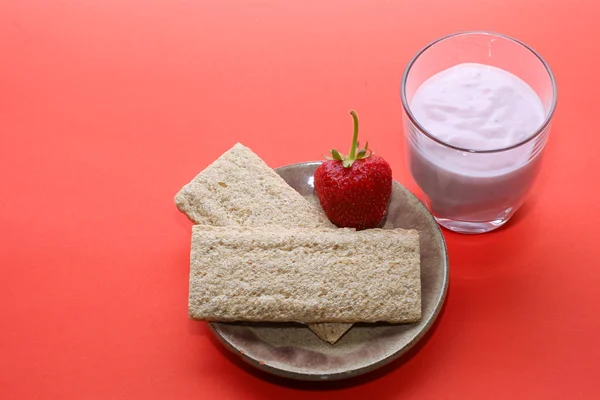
xmin=401 ymin=31 xmax=557 ymax=234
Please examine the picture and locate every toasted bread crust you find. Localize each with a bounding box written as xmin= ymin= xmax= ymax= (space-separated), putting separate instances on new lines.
xmin=189 ymin=226 xmax=421 ymax=323
xmin=174 ymin=143 xmax=332 ymax=228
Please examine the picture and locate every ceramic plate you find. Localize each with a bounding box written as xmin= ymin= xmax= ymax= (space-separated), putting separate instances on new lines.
xmin=209 ymin=161 xmax=449 ymax=381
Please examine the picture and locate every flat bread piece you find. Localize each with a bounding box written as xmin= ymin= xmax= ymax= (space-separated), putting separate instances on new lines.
xmin=174 ymin=143 xmax=351 ymax=343
xmin=174 ymin=143 xmax=332 ymax=228
xmin=307 ymin=323 xmax=354 ymax=345
xmin=189 ymin=226 xmax=421 ymax=323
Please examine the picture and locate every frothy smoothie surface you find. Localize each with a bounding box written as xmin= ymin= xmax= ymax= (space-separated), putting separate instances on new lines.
xmin=410 ymin=63 xmax=545 ymax=151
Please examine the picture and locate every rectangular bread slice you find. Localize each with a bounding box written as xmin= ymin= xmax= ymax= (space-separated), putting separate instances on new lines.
xmin=174 ymin=143 xmax=333 ymax=228
xmin=189 ymin=226 xmax=421 ymax=323
xmin=174 ymin=143 xmax=350 ymax=343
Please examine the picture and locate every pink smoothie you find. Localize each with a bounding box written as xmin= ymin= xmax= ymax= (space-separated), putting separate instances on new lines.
xmin=407 ymin=63 xmax=546 ymax=222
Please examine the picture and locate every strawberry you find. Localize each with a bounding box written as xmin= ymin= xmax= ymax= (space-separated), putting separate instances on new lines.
xmin=314 ymin=111 xmax=392 ymax=230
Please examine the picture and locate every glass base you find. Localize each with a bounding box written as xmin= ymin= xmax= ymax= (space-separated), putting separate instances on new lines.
xmin=434 ymin=216 xmax=510 ymax=234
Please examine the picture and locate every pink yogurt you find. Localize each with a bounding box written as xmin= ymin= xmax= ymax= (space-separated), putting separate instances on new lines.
xmin=407 ymin=63 xmax=546 ymax=222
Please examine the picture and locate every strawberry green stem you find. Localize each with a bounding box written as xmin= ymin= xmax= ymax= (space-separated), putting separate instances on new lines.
xmin=348 ymin=110 xmax=359 ymax=160
xmin=325 ymin=110 xmax=369 ymax=167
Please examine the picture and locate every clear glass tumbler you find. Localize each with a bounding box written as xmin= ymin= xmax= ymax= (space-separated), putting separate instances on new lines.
xmin=401 ymin=31 xmax=557 ymax=234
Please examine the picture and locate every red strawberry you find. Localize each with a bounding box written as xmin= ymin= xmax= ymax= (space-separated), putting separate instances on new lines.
xmin=314 ymin=111 xmax=392 ymax=230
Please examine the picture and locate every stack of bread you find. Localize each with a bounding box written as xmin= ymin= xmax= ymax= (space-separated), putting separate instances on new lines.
xmin=174 ymin=143 xmax=421 ymax=344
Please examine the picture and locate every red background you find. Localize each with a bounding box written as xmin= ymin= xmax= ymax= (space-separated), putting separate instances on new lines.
xmin=2 ymin=1 xmax=598 ymax=399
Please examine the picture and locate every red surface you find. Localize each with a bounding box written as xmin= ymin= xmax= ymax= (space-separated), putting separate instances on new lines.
xmin=1 ymin=1 xmax=599 ymax=399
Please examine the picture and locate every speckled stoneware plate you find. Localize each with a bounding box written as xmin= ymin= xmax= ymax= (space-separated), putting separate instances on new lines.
xmin=209 ymin=161 xmax=449 ymax=381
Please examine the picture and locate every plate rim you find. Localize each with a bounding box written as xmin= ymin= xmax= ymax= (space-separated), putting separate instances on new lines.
xmin=208 ymin=160 xmax=450 ymax=381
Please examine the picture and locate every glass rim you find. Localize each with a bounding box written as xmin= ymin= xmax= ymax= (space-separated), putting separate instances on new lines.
xmin=400 ymin=30 xmax=557 ymax=154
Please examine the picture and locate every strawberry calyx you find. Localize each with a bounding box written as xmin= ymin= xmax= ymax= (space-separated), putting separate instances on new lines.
xmin=324 ymin=110 xmax=372 ymax=168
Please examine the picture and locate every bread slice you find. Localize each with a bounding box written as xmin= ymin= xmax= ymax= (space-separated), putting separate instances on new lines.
xmin=175 ymin=143 xmax=351 ymax=343
xmin=174 ymin=143 xmax=332 ymax=228
xmin=307 ymin=323 xmax=354 ymax=344
xmin=189 ymin=226 xmax=421 ymax=323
